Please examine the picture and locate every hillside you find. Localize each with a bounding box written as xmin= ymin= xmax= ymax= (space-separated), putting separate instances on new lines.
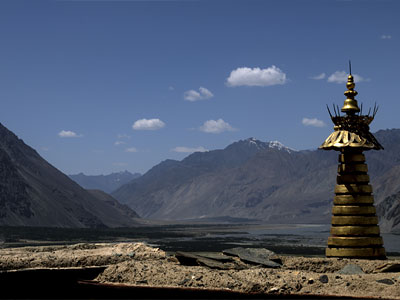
xmin=0 ymin=122 xmax=140 ymax=228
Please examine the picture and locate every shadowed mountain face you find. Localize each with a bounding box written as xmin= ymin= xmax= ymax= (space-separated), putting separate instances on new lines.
xmin=69 ymin=171 xmax=141 ymax=194
xmin=112 ymin=130 xmax=400 ymax=232
xmin=0 ymin=123 xmax=140 ymax=228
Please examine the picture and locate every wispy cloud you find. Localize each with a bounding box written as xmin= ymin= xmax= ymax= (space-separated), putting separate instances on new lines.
xmin=310 ymin=73 xmax=326 ymax=80
xmin=114 ymin=141 xmax=126 ymax=146
xmin=200 ymin=119 xmax=235 ymax=134
xmin=381 ymin=34 xmax=392 ymax=40
xmin=184 ymin=87 xmax=214 ymax=101
xmin=115 ymin=134 xmax=130 ymax=146
xmin=226 ymin=66 xmax=287 ymax=87
xmin=125 ymin=147 xmax=138 ymax=153
xmin=58 ymin=130 xmax=83 ymax=138
xmin=172 ymin=146 xmax=208 ymax=153
xmin=327 ymin=71 xmax=368 ymax=84
xmin=302 ymin=118 xmax=326 ymax=127
xmin=168 ymin=86 xmax=175 ymax=91
xmin=132 ymin=118 xmax=165 ymax=130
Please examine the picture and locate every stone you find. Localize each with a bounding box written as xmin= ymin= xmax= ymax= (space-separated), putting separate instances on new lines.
xmin=319 ymin=275 xmax=329 ymax=283
xmin=191 ymin=252 xmax=234 ymax=262
xmin=136 ymin=279 xmax=148 ymax=284
xmin=268 ymin=287 xmax=279 ymax=293
xmin=175 ymin=251 xmax=239 ymax=270
xmin=295 ymin=282 xmax=303 ymax=291
xmin=222 ymin=247 xmax=281 ymax=268
xmin=376 ymin=279 xmax=395 ymax=285
xmin=338 ymin=264 xmax=364 ymax=275
xmin=375 ymin=263 xmax=400 ymax=273
xmin=179 ymin=278 xmax=190 ymax=285
xmin=249 ymin=283 xmax=263 ymax=293
xmin=308 ymin=278 xmax=314 ymax=284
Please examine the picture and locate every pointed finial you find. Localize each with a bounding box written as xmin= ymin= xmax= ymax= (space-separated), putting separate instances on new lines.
xmin=349 ymin=60 xmax=352 ymax=75
xmin=341 ymin=62 xmax=360 ymax=114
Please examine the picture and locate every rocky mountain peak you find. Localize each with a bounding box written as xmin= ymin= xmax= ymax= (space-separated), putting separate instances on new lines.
xmin=244 ymin=137 xmax=267 ymax=150
xmin=240 ymin=138 xmax=295 ymax=153
xmin=268 ymin=140 xmax=296 ymax=153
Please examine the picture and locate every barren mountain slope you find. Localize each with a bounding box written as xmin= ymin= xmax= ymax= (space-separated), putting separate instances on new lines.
xmin=0 ymin=122 xmax=140 ymax=227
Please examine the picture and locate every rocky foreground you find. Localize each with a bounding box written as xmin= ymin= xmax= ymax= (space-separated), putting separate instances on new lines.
xmin=1 ymin=242 xmax=400 ymax=299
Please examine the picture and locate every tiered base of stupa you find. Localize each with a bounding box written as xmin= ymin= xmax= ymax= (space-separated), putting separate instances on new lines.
xmin=326 ymin=150 xmax=386 ymax=259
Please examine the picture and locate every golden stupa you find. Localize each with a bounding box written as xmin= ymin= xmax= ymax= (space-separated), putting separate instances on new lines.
xmin=320 ymin=63 xmax=386 ymax=259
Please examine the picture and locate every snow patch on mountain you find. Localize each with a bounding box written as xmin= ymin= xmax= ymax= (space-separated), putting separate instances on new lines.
xmin=244 ymin=138 xmax=296 ymax=153
xmin=268 ymin=140 xmax=296 ymax=153
xmin=246 ymin=137 xmax=268 ymax=150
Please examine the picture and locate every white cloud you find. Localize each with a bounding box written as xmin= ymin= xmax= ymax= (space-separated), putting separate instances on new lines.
xmin=200 ymin=119 xmax=235 ymax=134
xmin=125 ymin=147 xmax=138 ymax=153
xmin=58 ymin=130 xmax=82 ymax=138
xmin=381 ymin=35 xmax=392 ymax=39
xmin=168 ymin=86 xmax=175 ymax=91
xmin=172 ymin=146 xmax=208 ymax=153
xmin=184 ymin=86 xmax=214 ymax=101
xmin=310 ymin=73 xmax=326 ymax=80
xmin=302 ymin=118 xmax=326 ymax=127
xmin=327 ymin=71 xmax=367 ymax=84
xmin=132 ymin=118 xmax=165 ymax=130
xmin=184 ymin=90 xmax=201 ymax=101
xmin=199 ymin=87 xmax=213 ymax=98
xmin=226 ymin=65 xmax=287 ymax=87
xmin=114 ymin=141 xmax=126 ymax=146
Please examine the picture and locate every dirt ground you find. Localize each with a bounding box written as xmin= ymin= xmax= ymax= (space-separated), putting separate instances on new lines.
xmin=1 ymin=242 xmax=399 ymax=299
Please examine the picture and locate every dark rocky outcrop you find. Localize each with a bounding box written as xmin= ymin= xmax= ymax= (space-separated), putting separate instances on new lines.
xmin=376 ymin=191 xmax=400 ymax=233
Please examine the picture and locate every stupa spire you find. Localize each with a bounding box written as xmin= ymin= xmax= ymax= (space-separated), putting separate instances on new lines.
xmin=319 ymin=63 xmax=386 ymax=259
xmin=342 ymin=61 xmax=360 ymax=114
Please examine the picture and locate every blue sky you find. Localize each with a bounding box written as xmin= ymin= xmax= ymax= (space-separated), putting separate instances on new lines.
xmin=1 ymin=0 xmax=399 ymax=175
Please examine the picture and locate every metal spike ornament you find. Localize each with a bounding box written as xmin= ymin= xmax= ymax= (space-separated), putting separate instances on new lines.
xmin=320 ymin=64 xmax=386 ymax=259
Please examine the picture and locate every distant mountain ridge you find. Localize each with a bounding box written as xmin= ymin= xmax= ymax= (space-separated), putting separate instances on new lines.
xmin=0 ymin=122 xmax=140 ymax=228
xmin=69 ymin=171 xmax=141 ymax=193
xmin=112 ymin=138 xmax=296 ymax=218
xmin=112 ymin=131 xmax=400 ymax=232
xmin=112 ymin=138 xmax=334 ymax=221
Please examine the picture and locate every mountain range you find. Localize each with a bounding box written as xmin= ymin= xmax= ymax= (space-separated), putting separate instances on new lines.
xmin=112 ymin=131 xmax=400 ymax=233
xmin=69 ymin=171 xmax=141 ymax=194
xmin=2 ymin=120 xmax=400 ymax=233
xmin=0 ymin=123 xmax=140 ymax=228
